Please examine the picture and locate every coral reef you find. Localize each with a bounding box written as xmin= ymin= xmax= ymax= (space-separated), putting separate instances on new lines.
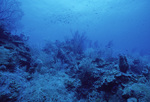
xmin=0 ymin=28 xmax=150 ymax=102
xmin=0 ymin=28 xmax=32 ymax=73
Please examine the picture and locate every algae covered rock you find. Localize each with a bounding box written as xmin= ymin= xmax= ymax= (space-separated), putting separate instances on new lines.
xmin=127 ymin=97 xmax=137 ymax=102
xmin=0 ymin=71 xmax=27 ymax=102
xmin=122 ymin=83 xmax=150 ymax=101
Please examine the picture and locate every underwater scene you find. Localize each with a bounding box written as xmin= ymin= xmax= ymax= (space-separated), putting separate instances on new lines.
xmin=0 ymin=0 xmax=150 ymax=102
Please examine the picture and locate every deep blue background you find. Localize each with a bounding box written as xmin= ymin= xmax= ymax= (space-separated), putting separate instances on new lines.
xmin=19 ymin=0 xmax=150 ymax=55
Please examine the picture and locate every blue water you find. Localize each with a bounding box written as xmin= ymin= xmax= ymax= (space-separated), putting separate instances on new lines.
xmin=19 ymin=0 xmax=150 ymax=56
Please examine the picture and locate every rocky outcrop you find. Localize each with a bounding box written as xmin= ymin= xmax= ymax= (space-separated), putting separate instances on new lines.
xmin=0 ymin=27 xmax=32 ymax=73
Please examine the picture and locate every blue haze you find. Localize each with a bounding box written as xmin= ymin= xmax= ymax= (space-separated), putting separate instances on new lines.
xmin=20 ymin=0 xmax=150 ymax=55
xmin=1 ymin=0 xmax=150 ymax=101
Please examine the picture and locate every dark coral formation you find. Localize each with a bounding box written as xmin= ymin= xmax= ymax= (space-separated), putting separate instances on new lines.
xmin=0 ymin=27 xmax=32 ymax=73
xmin=0 ymin=28 xmax=150 ymax=102
xmin=119 ymin=55 xmax=129 ymax=73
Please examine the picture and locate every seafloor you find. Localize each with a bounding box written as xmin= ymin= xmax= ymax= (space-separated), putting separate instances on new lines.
xmin=0 ymin=27 xmax=150 ymax=102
